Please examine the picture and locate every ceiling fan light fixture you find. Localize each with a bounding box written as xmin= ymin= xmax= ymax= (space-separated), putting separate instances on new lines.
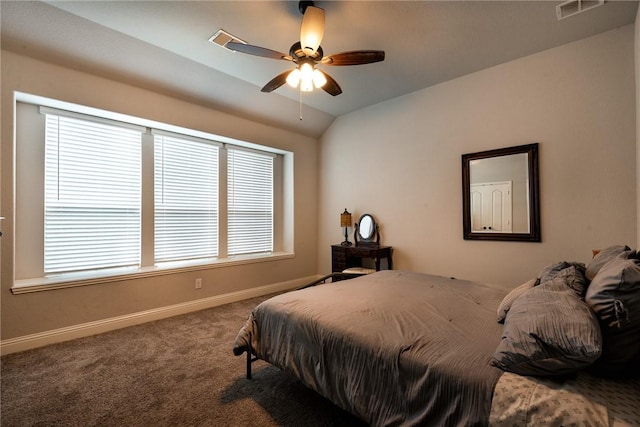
xmin=312 ymin=68 xmax=327 ymax=88
xmin=299 ymin=62 xmax=313 ymax=79
xmin=300 ymin=5 xmax=325 ymax=56
xmin=300 ymin=78 xmax=314 ymax=92
xmin=286 ymin=68 xmax=301 ymax=88
xmin=298 ymin=62 xmax=315 ymax=91
xmin=287 ymin=63 xmax=326 ymax=91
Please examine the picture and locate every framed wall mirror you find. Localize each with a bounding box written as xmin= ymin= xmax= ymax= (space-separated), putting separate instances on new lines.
xmin=462 ymin=143 xmax=540 ymax=242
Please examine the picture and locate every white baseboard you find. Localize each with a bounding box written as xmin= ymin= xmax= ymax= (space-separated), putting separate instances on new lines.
xmin=1 ymin=274 xmax=321 ymax=356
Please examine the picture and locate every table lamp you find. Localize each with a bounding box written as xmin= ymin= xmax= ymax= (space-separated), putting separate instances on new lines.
xmin=340 ymin=208 xmax=352 ymax=246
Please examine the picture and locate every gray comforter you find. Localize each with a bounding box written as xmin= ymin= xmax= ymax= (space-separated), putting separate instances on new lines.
xmin=233 ymin=270 xmax=508 ymax=426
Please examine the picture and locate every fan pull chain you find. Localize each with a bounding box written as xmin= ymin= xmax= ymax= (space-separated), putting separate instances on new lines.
xmin=299 ymin=87 xmax=303 ymax=121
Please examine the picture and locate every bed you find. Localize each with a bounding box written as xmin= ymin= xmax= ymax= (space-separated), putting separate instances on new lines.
xmin=233 ymin=247 xmax=640 ymax=426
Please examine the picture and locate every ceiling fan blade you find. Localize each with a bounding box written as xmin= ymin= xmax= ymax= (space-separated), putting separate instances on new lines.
xmin=260 ymin=70 xmax=292 ymax=93
xmin=317 ymin=70 xmax=342 ymax=96
xmin=322 ymin=50 xmax=385 ymax=66
xmin=227 ymin=42 xmax=293 ymax=61
xmin=300 ymin=5 xmax=325 ymax=56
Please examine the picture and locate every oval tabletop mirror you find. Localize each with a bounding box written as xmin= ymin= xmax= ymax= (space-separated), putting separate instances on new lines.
xmin=355 ymin=213 xmax=379 ymax=247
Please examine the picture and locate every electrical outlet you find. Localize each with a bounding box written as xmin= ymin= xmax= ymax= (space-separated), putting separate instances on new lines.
xmin=195 ymin=278 xmax=202 ymax=289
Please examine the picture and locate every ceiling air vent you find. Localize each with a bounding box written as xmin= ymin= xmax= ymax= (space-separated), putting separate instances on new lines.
xmin=556 ymin=0 xmax=605 ymax=20
xmin=208 ymin=29 xmax=246 ymax=51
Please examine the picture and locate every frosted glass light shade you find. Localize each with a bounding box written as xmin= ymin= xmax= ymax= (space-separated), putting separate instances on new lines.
xmin=286 ymin=68 xmax=301 ymax=87
xmin=300 ymin=6 xmax=325 ymax=56
xmin=300 ymin=78 xmax=313 ymax=92
xmin=312 ymin=69 xmax=327 ymax=88
xmin=299 ymin=63 xmax=314 ymax=91
xmin=285 ymin=62 xmax=325 ymax=91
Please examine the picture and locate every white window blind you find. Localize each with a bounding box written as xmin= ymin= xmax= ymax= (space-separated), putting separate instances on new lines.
xmin=227 ymin=147 xmax=274 ymax=255
xmin=44 ymin=114 xmax=142 ymax=274
xmin=154 ymin=133 xmax=219 ymax=262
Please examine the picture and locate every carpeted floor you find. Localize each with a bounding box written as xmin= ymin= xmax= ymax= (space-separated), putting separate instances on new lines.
xmin=1 ymin=293 xmax=366 ymax=426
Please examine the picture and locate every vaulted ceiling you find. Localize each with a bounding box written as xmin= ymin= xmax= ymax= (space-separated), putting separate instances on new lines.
xmin=2 ymin=1 xmax=637 ymax=138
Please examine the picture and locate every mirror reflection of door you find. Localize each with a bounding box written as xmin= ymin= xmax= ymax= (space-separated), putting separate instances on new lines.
xmin=469 ymin=153 xmax=529 ymax=234
xmin=470 ymin=182 xmax=512 ymax=232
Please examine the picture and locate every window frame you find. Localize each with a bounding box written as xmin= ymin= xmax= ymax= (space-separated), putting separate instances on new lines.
xmin=12 ymin=94 xmax=294 ymax=294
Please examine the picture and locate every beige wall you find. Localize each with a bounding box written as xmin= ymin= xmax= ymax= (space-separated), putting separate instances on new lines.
xmin=318 ymin=26 xmax=637 ymax=287
xmin=1 ymin=51 xmax=318 ymax=340
xmin=636 ymin=6 xmax=640 ymax=247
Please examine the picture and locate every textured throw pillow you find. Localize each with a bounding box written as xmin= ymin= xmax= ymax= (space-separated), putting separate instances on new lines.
xmin=492 ymin=267 xmax=602 ymax=376
xmin=585 ymin=245 xmax=632 ymax=281
xmin=555 ymin=262 xmax=588 ymax=298
xmin=535 ymin=261 xmax=587 ymax=298
xmin=537 ymin=261 xmax=586 ymax=288
xmin=496 ymin=278 xmax=536 ymax=324
xmin=585 ymin=255 xmax=640 ymax=377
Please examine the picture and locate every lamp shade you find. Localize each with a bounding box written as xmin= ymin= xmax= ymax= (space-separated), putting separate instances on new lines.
xmin=340 ymin=209 xmax=352 ymax=227
xmin=286 ymin=68 xmax=301 ymax=88
xmin=300 ymin=5 xmax=325 ymax=56
xmin=312 ymin=68 xmax=327 ymax=88
xmin=299 ymin=62 xmax=314 ymax=92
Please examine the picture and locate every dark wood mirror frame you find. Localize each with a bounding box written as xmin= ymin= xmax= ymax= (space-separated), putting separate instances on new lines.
xmin=462 ymin=143 xmax=541 ymax=242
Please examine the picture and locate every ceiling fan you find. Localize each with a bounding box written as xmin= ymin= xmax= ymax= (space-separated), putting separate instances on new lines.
xmin=226 ymin=1 xmax=385 ymax=96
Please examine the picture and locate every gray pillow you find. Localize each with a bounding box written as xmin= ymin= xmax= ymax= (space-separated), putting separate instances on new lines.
xmin=535 ymin=261 xmax=587 ymax=297
xmin=496 ymin=278 xmax=536 ymax=324
xmin=556 ymin=262 xmax=588 ymax=298
xmin=585 ymin=255 xmax=640 ymax=377
xmin=537 ymin=261 xmax=586 ymax=288
xmin=585 ymin=245 xmax=632 ymax=281
xmin=492 ymin=267 xmax=602 ymax=376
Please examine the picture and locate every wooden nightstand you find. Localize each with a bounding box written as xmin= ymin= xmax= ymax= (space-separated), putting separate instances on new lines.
xmin=331 ymin=244 xmax=393 ymax=274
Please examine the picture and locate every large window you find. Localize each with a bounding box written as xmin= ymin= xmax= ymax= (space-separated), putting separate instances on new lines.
xmin=14 ymin=99 xmax=288 ymax=290
xmin=44 ymin=114 xmax=142 ymax=274
xmin=227 ymin=147 xmax=274 ymax=255
xmin=154 ymin=132 xmax=219 ymax=263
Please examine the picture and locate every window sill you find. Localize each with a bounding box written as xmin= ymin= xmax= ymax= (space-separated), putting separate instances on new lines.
xmin=11 ymin=252 xmax=295 ymax=295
